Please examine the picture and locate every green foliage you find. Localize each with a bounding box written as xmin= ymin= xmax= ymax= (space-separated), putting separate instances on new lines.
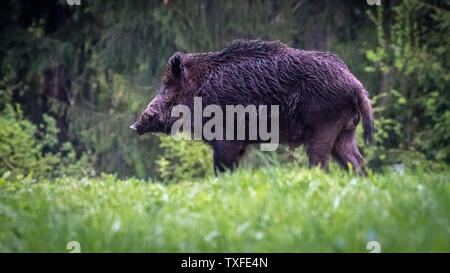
xmin=365 ymin=0 xmax=450 ymax=166
xmin=0 ymin=166 xmax=448 ymax=252
xmin=0 ymin=104 xmax=48 ymax=178
xmin=156 ymin=134 xmax=213 ymax=183
xmin=0 ymin=104 xmax=91 ymax=180
xmin=152 ymin=0 xmax=298 ymax=53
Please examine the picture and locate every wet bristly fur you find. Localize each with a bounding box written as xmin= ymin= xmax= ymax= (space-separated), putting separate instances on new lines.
xmin=132 ymin=39 xmax=374 ymax=175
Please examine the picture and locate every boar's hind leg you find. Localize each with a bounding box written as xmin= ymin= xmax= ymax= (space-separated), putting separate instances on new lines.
xmin=212 ymin=141 xmax=246 ymax=175
xmin=332 ymin=128 xmax=365 ymax=175
xmin=305 ymin=125 xmax=339 ymax=171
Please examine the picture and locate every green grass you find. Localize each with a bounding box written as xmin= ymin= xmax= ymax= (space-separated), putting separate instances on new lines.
xmin=0 ymin=166 xmax=449 ymax=252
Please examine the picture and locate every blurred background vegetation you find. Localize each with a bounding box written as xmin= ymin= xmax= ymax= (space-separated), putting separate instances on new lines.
xmin=0 ymin=0 xmax=449 ymax=182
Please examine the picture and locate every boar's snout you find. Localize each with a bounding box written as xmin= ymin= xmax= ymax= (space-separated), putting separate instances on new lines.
xmin=129 ymin=121 xmax=144 ymax=135
xmin=129 ymin=114 xmax=147 ymax=135
xmin=129 ymin=123 xmax=138 ymax=132
xmin=130 ymin=112 xmax=162 ymax=135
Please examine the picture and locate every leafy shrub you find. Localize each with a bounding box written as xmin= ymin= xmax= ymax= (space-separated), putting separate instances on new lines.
xmin=365 ymin=2 xmax=450 ymax=166
xmin=156 ymin=134 xmax=213 ymax=183
xmin=0 ymin=104 xmax=91 ymax=180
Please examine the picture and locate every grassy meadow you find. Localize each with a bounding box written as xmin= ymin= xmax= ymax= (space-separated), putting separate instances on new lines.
xmin=0 ymin=166 xmax=448 ymax=253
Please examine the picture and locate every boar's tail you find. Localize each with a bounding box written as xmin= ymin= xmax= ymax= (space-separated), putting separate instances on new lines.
xmin=357 ymin=87 xmax=375 ymax=146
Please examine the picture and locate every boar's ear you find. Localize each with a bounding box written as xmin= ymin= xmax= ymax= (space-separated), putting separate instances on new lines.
xmin=168 ymin=52 xmax=184 ymax=80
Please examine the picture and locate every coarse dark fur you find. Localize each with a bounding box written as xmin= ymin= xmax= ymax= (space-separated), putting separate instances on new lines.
xmin=131 ymin=39 xmax=374 ymax=175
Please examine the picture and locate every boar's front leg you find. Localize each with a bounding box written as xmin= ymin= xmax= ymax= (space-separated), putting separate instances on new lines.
xmin=212 ymin=141 xmax=246 ymax=175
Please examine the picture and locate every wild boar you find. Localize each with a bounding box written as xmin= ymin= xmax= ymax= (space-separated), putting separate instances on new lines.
xmin=131 ymin=39 xmax=374 ymax=174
